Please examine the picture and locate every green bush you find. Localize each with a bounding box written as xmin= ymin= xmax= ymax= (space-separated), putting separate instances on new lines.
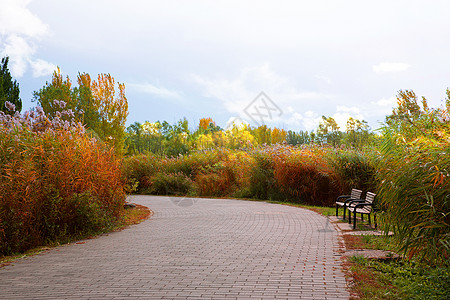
xmin=249 ymin=150 xmax=283 ymax=201
xmin=122 ymin=153 xmax=162 ymax=193
xmin=148 ymin=172 xmax=193 ymax=195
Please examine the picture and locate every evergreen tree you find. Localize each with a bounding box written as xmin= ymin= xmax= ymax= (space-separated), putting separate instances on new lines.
xmin=0 ymin=56 xmax=21 ymax=113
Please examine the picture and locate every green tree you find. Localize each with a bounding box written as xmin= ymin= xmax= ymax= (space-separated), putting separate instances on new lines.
xmin=0 ymin=56 xmax=22 ymax=114
xmin=125 ymin=122 xmax=144 ymax=154
xmin=286 ymin=130 xmax=310 ymax=145
xmin=344 ymin=117 xmax=371 ymax=148
xmin=75 ymin=73 xmax=100 ymax=131
xmin=33 ymin=67 xmax=77 ymax=120
xmin=317 ymin=116 xmax=341 ymax=146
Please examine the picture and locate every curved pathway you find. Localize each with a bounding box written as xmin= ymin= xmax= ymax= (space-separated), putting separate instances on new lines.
xmin=0 ymin=196 xmax=349 ymax=299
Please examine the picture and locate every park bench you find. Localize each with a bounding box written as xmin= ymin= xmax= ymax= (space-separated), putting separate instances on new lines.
xmin=335 ymin=188 xmax=363 ymax=220
xmin=347 ymin=191 xmax=377 ymax=229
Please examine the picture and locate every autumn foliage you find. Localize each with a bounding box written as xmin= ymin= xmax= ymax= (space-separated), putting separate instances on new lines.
xmin=0 ymin=104 xmax=126 ymax=255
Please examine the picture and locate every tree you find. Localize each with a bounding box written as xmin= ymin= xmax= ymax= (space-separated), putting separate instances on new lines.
xmin=384 ymin=89 xmax=440 ymax=141
xmin=271 ymin=127 xmax=287 ymax=144
xmin=251 ymin=125 xmax=272 ymax=145
xmin=226 ymin=123 xmax=255 ymax=149
xmin=75 ymin=72 xmax=100 ymax=130
xmin=317 ymin=116 xmax=341 ymax=146
xmin=125 ymin=122 xmax=143 ymax=154
xmin=199 ymin=117 xmax=214 ymax=131
xmin=0 ymin=56 xmax=22 ymax=114
xmin=344 ymin=117 xmax=370 ymax=148
xmin=90 ymin=73 xmax=129 ymax=152
xmin=286 ymin=130 xmax=310 ymax=145
xmin=33 ymin=70 xmax=129 ymax=153
xmin=33 ymin=67 xmax=77 ymax=120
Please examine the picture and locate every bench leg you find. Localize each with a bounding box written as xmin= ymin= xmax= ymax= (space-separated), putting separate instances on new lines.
xmin=368 ymin=214 xmax=371 ymax=226
xmin=353 ymin=210 xmax=357 ymax=229
xmin=343 ymin=205 xmax=346 ymax=220
xmin=336 ymin=205 xmax=338 ymax=217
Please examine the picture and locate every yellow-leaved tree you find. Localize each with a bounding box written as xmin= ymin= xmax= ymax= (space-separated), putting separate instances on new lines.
xmin=90 ymin=73 xmax=129 ymax=153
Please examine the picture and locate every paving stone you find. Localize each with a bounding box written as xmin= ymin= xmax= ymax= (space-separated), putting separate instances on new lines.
xmin=0 ymin=196 xmax=349 ymax=299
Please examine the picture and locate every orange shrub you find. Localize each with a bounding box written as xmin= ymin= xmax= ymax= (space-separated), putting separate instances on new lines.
xmin=270 ymin=145 xmax=341 ymax=205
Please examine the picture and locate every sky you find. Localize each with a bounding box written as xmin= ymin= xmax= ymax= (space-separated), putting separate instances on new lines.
xmin=1 ymin=0 xmax=450 ymax=132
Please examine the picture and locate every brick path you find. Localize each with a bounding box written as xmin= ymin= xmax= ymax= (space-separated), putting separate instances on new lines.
xmin=0 ymin=196 xmax=349 ymax=299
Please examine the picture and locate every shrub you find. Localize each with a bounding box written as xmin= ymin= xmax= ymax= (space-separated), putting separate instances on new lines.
xmin=0 ymin=103 xmax=125 ymax=255
xmin=122 ymin=153 xmax=162 ymax=193
xmin=325 ymin=147 xmax=378 ymax=193
xmin=272 ymin=145 xmax=339 ymax=206
xmin=164 ymin=150 xmax=225 ymax=177
xmin=249 ymin=149 xmax=283 ymax=201
xmin=223 ymin=151 xmax=255 ymax=198
xmin=194 ymin=169 xmax=229 ymax=197
xmin=148 ymin=172 xmax=193 ymax=195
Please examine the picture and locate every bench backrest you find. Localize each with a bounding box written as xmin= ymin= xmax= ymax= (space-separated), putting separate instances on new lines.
xmin=351 ymin=189 xmax=363 ymax=199
xmin=363 ymin=192 xmax=376 ymax=212
xmin=365 ymin=192 xmax=376 ymax=204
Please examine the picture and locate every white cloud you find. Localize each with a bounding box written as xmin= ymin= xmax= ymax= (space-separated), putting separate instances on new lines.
xmin=0 ymin=0 xmax=54 ymax=77
xmin=225 ymin=117 xmax=249 ymax=131
xmin=282 ymin=111 xmax=322 ymax=132
xmin=373 ymin=62 xmax=410 ymax=74
xmin=314 ymin=74 xmax=332 ymax=84
xmin=332 ymin=106 xmax=365 ymax=129
xmin=300 ymin=111 xmax=323 ymax=131
xmin=129 ymin=83 xmax=181 ymax=99
xmin=29 ymin=58 xmax=57 ymax=77
xmin=0 ymin=0 xmax=48 ymax=37
xmin=191 ymin=64 xmax=333 ymax=127
xmin=367 ymin=96 xmax=397 ymax=119
xmin=336 ymin=105 xmax=361 ymax=114
xmin=372 ymin=96 xmax=397 ymax=107
xmin=1 ymin=35 xmax=33 ymax=77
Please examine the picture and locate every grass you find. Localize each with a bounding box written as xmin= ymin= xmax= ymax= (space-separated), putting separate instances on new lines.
xmin=347 ymin=255 xmax=450 ymax=299
xmin=0 ymin=204 xmax=151 ymax=268
xmin=341 ymin=230 xmax=449 ymax=299
xmin=266 ymin=200 xmax=336 ymax=216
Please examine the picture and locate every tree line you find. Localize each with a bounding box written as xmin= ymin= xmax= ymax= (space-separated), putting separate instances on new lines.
xmin=124 ymin=116 xmax=378 ymax=157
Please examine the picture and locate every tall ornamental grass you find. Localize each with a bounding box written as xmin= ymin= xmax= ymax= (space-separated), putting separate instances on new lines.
xmin=0 ymin=102 xmax=126 ymax=255
xmin=377 ymin=129 xmax=450 ymax=265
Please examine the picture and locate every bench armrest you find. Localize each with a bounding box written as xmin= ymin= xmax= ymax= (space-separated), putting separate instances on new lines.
xmin=345 ymin=198 xmax=364 ymax=205
xmin=354 ymin=202 xmax=374 ymax=209
xmin=336 ymin=195 xmax=351 ymax=202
